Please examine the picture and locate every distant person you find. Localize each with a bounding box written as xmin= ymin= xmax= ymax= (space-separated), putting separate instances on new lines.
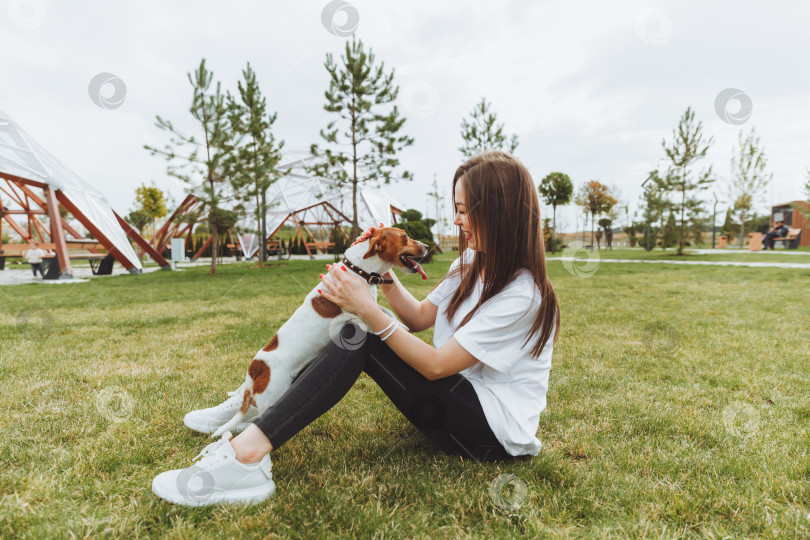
xmin=762 ymin=220 xmax=788 ymax=250
xmin=595 ymin=228 xmax=603 ymax=250
xmin=605 ymin=226 xmax=613 ymax=250
xmin=23 ymin=241 xmax=47 ymax=277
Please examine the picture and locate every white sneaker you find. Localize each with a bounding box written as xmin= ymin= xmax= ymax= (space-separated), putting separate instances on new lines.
xmin=151 ymin=432 xmax=275 ymax=506
xmin=184 ymin=385 xmax=259 ymax=434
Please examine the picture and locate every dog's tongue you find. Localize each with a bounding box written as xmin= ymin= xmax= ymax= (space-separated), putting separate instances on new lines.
xmin=413 ymin=261 xmax=427 ymax=280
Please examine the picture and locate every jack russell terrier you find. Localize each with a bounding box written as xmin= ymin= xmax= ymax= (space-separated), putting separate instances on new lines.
xmin=209 ymin=226 xmax=429 ymax=437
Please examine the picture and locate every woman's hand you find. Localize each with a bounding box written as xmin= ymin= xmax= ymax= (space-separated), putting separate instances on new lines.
xmin=317 ymin=263 xmax=377 ymax=318
xmin=352 ymin=222 xmax=385 ymax=246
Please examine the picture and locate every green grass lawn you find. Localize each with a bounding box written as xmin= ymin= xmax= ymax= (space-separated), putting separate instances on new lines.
xmin=1 ymin=252 xmax=808 ymax=538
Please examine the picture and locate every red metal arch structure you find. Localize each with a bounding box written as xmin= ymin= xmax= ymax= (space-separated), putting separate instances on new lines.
xmin=143 ymin=194 xmax=244 ymax=261
xmin=0 ymin=111 xmax=168 ymax=278
xmin=138 ymin=151 xmax=407 ymax=262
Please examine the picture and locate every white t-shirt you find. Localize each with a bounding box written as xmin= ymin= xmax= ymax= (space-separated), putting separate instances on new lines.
xmin=427 ymin=248 xmax=553 ymax=456
xmin=24 ymin=248 xmax=46 ymax=264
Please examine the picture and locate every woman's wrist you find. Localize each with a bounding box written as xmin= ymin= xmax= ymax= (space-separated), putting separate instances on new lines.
xmin=358 ymin=302 xmax=383 ymax=324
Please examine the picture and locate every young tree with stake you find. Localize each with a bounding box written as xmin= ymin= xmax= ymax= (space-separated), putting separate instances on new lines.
xmin=145 ymin=59 xmax=236 ymax=275
xmin=227 ymin=63 xmax=286 ymax=266
xmin=659 ymin=107 xmax=715 ymax=255
xmin=726 ymin=127 xmax=772 ymax=247
xmin=309 ymin=38 xmax=413 ymax=239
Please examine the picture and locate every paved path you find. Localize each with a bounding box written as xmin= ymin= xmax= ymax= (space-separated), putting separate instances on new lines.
xmin=547 ymin=257 xmax=810 ymax=269
xmin=0 ymin=255 xmax=339 ymax=286
xmin=690 ymin=248 xmax=810 ymax=256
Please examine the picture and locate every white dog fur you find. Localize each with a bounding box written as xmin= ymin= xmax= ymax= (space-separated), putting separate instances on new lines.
xmin=211 ymin=228 xmax=428 ymax=437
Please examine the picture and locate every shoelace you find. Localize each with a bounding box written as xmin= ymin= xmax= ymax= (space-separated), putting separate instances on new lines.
xmin=192 ymin=432 xmax=233 ymax=468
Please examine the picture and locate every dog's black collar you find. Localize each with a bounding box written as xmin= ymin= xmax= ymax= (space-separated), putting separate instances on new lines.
xmin=342 ymin=258 xmax=393 ymax=285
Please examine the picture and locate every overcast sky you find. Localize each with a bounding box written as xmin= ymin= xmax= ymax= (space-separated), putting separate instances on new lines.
xmin=2 ymin=0 xmax=808 ymax=234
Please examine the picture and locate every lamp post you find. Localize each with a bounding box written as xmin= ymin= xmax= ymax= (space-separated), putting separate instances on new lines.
xmin=712 ymin=192 xmax=718 ymax=249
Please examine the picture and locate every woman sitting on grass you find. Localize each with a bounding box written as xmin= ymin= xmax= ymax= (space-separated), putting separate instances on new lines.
xmin=151 ymin=150 xmax=560 ymax=506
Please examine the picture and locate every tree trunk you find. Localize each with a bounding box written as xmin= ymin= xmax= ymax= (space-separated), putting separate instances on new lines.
xmin=551 ymin=204 xmax=557 ymax=253
xmin=350 ymin=96 xmax=360 ymax=239
xmin=678 ymin=170 xmax=686 ymax=255
xmin=590 ymin=212 xmax=595 ymax=248
xmin=210 ymin=219 xmax=218 ymax=276
xmin=260 ymin=188 xmax=267 ymax=264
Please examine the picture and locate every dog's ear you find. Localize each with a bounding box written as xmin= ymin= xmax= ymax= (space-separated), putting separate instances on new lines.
xmin=363 ymin=233 xmax=386 ymax=259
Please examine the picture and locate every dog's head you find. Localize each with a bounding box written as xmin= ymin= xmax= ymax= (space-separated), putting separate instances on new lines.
xmin=362 ymin=227 xmax=429 ymax=279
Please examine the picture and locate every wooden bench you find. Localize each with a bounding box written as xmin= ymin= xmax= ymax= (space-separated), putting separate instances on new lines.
xmin=772 ymin=228 xmax=802 ymax=249
xmin=226 ymin=243 xmax=243 ymax=258
xmin=265 ymin=240 xmax=282 ymax=256
xmin=305 ymin=241 xmax=334 ymax=254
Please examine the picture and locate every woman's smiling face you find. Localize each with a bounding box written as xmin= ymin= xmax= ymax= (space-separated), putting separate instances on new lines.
xmin=453 ymin=177 xmax=481 ymax=252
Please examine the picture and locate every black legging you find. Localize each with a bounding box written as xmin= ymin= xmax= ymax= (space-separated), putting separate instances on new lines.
xmin=253 ymin=320 xmax=514 ymax=461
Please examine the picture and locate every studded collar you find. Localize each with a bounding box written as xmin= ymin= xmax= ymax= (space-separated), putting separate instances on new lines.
xmin=341 ymin=258 xmax=393 ymax=285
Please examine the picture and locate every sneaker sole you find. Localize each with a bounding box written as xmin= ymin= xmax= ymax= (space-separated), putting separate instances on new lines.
xmin=151 ymin=479 xmax=275 ymax=507
xmin=183 ymin=417 xmax=255 ymax=435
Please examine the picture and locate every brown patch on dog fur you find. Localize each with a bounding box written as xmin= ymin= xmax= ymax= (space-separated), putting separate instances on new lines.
xmin=362 ymin=227 xmax=421 ymax=268
xmin=262 ymin=334 xmax=279 ymax=352
xmin=240 ymin=389 xmax=252 ymax=414
xmin=248 ymin=359 xmax=271 ymax=393
xmin=311 ymin=296 xmax=342 ymax=318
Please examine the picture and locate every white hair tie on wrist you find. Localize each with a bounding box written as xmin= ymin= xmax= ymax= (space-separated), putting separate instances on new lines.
xmin=380 ymin=324 xmax=398 ymax=342
xmin=373 ymin=317 xmax=397 ymax=337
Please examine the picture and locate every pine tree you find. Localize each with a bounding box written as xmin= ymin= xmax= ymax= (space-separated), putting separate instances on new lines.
xmin=640 ymin=170 xmax=670 ymax=251
xmin=726 ymin=127 xmax=772 ymax=247
xmin=309 ymin=37 xmax=413 ymax=239
xmin=145 ymin=58 xmax=236 ymax=275
xmin=659 ymin=107 xmax=715 ymax=255
xmin=721 ymin=207 xmax=741 ymax=239
xmin=227 ymin=63 xmax=286 ymax=267
xmin=538 ymin=172 xmax=573 ymax=253
xmin=662 ymin=210 xmax=679 ymax=249
xmin=459 ymin=97 xmax=519 ymax=158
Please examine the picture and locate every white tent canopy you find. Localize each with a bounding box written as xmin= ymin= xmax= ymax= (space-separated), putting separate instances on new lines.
xmin=0 ymin=110 xmax=142 ymax=270
xmin=253 ymin=150 xmax=403 ymax=240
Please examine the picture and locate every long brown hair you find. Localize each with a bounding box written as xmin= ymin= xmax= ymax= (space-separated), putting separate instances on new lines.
xmin=432 ymin=150 xmax=560 ymax=357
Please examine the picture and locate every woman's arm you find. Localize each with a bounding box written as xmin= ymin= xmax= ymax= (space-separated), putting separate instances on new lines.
xmin=358 ymin=303 xmax=477 ymax=380
xmin=379 ymin=270 xmax=438 ymax=333
xmin=318 ymin=264 xmax=476 ymax=380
